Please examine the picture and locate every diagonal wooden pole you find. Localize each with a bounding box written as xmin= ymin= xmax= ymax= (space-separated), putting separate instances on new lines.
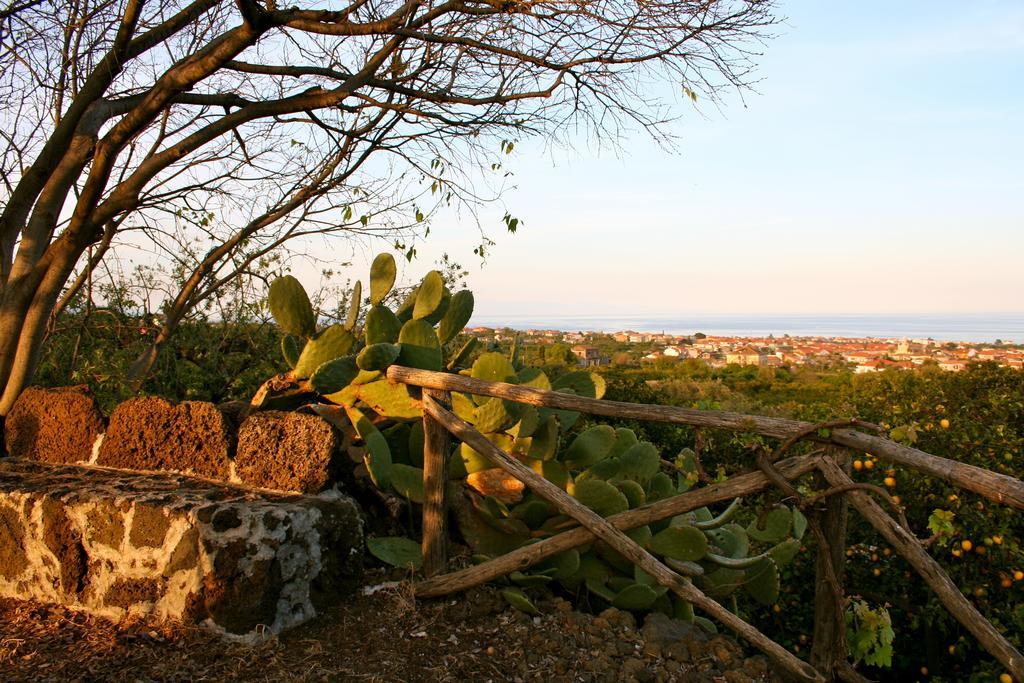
xmin=817 ymin=456 xmax=1024 ymax=681
xmin=422 ymin=393 xmax=824 ymax=683
xmin=415 ymin=454 xmax=820 ymax=599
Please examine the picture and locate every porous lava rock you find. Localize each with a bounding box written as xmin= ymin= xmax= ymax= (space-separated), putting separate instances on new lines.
xmin=4 ymin=386 xmax=104 ymax=463
xmin=0 ymin=458 xmax=364 ymax=638
xmin=234 ymin=411 xmax=339 ymax=493
xmin=97 ymin=397 xmax=231 ymax=480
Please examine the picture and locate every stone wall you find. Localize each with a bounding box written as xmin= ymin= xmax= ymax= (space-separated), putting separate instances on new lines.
xmin=3 ymin=386 xmax=359 ymax=494
xmin=0 ymin=458 xmax=363 ymax=639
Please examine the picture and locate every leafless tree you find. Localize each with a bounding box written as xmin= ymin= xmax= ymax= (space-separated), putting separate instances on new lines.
xmin=0 ymin=0 xmax=776 ymax=415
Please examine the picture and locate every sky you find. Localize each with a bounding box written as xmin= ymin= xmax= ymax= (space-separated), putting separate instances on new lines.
xmin=333 ymin=0 xmax=1024 ymax=319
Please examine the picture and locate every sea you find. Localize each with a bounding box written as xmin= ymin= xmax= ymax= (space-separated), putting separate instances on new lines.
xmin=465 ymin=313 xmax=1024 ymax=344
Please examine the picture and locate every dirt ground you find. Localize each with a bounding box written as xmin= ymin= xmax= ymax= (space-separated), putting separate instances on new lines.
xmin=0 ymin=574 xmax=780 ymax=683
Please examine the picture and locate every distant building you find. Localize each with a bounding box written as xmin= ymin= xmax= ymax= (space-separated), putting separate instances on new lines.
xmin=725 ymin=347 xmax=764 ymax=366
xmin=571 ymin=345 xmax=606 ymax=367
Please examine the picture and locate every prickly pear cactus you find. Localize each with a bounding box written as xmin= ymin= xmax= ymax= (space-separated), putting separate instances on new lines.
xmin=261 ymin=257 xmax=801 ymax=626
xmin=260 ymin=252 xmax=478 ymax=499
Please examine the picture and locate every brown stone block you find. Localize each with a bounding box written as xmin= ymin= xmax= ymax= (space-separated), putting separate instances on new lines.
xmin=234 ymin=411 xmax=339 ymax=493
xmin=4 ymin=386 xmax=104 ymax=463
xmin=97 ymin=397 xmax=231 ymax=479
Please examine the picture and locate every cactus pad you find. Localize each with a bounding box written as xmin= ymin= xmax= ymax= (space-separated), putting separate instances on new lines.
xmin=471 ymin=352 xmax=518 ymax=384
xmin=397 ymin=319 xmax=442 ymax=370
xmin=648 ymin=525 xmax=709 ymax=562
xmin=413 ymin=270 xmax=445 ymax=320
xmin=357 ymin=379 xmax=421 ymax=420
xmin=366 ymin=536 xmax=422 ymax=569
xmin=268 ymin=275 xmax=317 ymax=338
xmin=309 ymin=355 xmax=359 ymax=394
xmin=356 ymin=342 xmax=401 ymax=371
xmin=345 ymin=280 xmax=361 ymax=330
xmin=447 ymin=336 xmax=478 ymax=370
xmin=743 ymin=557 xmax=780 ymax=605
xmin=294 ymin=325 xmax=356 ymax=377
xmin=613 ymin=479 xmax=647 ymax=509
xmin=281 ymin=334 xmax=301 ymax=368
xmin=501 ymin=588 xmax=540 ymax=616
xmin=473 ymin=397 xmax=519 ymax=433
xmin=617 ymin=441 xmax=661 ymax=483
xmin=369 ymin=252 xmax=397 ymax=305
xmin=552 ymin=370 xmax=606 ymax=399
xmin=614 ymin=584 xmax=662 ymax=611
xmin=747 ymin=506 xmax=793 ymax=544
xmin=390 ymin=463 xmax=425 ymax=503
xmin=365 ymin=304 xmax=402 ymax=345
xmin=561 ymin=424 xmax=617 ymax=468
xmin=573 ymin=479 xmax=629 ymax=517
xmin=438 ymin=289 xmax=474 ymax=344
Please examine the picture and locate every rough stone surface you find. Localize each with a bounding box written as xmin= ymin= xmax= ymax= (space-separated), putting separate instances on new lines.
xmin=0 ymin=458 xmax=363 ymax=638
xmin=97 ymin=397 xmax=232 ymax=480
xmin=234 ymin=411 xmax=339 ymax=493
xmin=4 ymin=386 xmax=104 ymax=463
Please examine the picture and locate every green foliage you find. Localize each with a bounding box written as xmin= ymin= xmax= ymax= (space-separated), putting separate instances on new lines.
xmin=927 ymin=509 xmax=956 ymax=539
xmin=846 ymin=601 xmax=895 ymax=668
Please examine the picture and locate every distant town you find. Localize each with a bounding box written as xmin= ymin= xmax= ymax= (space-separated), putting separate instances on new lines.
xmin=465 ymin=327 xmax=1024 ymax=373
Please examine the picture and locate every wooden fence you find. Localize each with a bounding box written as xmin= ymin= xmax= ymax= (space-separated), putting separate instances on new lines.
xmin=386 ymin=365 xmax=1024 ymax=682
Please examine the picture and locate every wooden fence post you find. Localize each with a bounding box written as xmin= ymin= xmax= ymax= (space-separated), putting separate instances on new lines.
xmin=421 ymin=388 xmax=452 ymax=577
xmin=810 ymin=453 xmax=850 ymax=678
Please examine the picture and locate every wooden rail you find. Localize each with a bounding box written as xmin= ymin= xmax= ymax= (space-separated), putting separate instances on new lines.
xmin=381 ymin=365 xmax=1024 ymax=681
xmin=387 ymin=366 xmax=1024 ymax=510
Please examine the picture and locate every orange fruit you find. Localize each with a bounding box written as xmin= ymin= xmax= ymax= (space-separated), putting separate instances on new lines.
xmin=961 ymin=540 xmax=973 ymax=552
xmin=853 ymin=460 xmax=864 ymax=471
xmin=864 ymin=460 xmax=875 ymax=470
xmin=1001 ymin=673 xmax=1014 ymax=683
xmin=1014 ymin=570 xmax=1024 ymax=581
xmin=884 ymin=476 xmax=896 ymax=487
xmin=940 ymin=418 xmax=950 ymax=429
xmin=891 ymin=496 xmax=901 ymax=505
xmin=1002 ymin=578 xmax=1013 ymax=588
xmin=872 ymin=568 xmax=881 ymax=576
xmin=975 ymin=546 xmax=987 ymax=556
xmin=952 ymin=549 xmax=962 ymax=557
xmin=993 ymin=536 xmax=1003 ymax=545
